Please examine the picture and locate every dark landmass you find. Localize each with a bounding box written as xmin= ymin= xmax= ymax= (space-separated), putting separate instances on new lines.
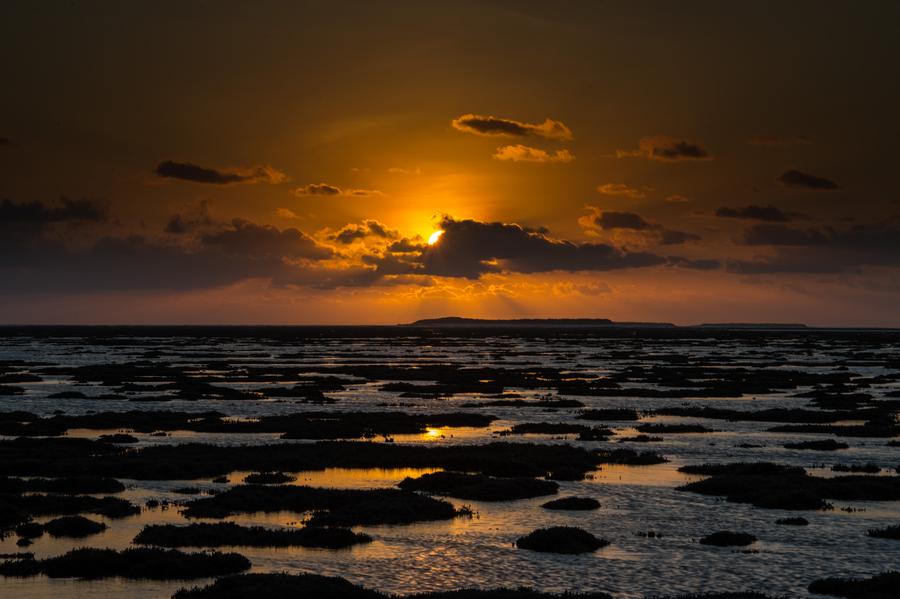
xmin=406 ymin=317 xmax=814 ymax=330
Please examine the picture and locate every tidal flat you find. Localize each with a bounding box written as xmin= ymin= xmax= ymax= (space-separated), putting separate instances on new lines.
xmin=0 ymin=326 xmax=899 ymax=598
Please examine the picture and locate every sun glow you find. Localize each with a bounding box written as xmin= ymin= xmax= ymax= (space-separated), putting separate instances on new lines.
xmin=427 ymin=230 xmax=444 ymax=245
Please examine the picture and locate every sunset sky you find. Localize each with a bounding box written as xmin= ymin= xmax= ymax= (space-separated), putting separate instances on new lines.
xmin=2 ymin=1 xmax=899 ymax=325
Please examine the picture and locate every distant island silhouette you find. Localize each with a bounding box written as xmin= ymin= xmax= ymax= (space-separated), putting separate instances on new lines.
xmin=405 ymin=317 xmax=810 ymax=329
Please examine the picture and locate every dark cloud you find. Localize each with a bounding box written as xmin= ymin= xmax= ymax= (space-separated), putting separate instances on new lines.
xmin=0 ymin=137 xmax=11 ymax=146
xmin=388 ymin=238 xmax=426 ymax=253
xmin=330 ymin=220 xmax=397 ymax=244
xmin=201 ymin=218 xmax=332 ymax=260
xmin=715 ymin=204 xmax=803 ymax=222
xmin=451 ymin=114 xmax=572 ymax=140
xmin=594 ymin=211 xmax=653 ymax=230
xmin=493 ymin=145 xmax=574 ymax=163
xmin=0 ymin=213 xmax=340 ymax=293
xmin=155 ymin=161 xmax=286 ymax=185
xmin=294 ymin=183 xmax=381 ymax=196
xmin=747 ymin=135 xmax=811 ymax=146
xmin=729 ymin=222 xmax=900 ymax=274
xmin=0 ymin=197 xmax=107 ymax=223
xmin=366 ymin=216 xmax=668 ymax=279
xmin=778 ymin=169 xmax=839 ymax=190
xmin=658 ymin=229 xmax=702 ymax=245
xmin=583 ymin=209 xmax=701 ymax=246
xmin=742 ymin=224 xmax=831 ymax=246
xmin=296 ymin=182 xmax=341 ymax=196
xmin=164 ymin=201 xmax=214 ymax=234
xmin=617 ymin=136 xmax=712 ymax=162
xmin=667 ymin=256 xmax=721 ymax=270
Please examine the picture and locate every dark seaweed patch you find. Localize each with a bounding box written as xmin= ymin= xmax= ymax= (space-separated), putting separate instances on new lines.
xmin=173 ymin=572 xmax=616 ymax=598
xmin=807 ymin=571 xmax=900 ymax=598
xmin=867 ymin=525 xmax=900 ymax=540
xmin=42 ymin=515 xmax=107 ymax=538
xmin=515 ymin=526 xmax=608 ymax=554
xmin=540 ymin=497 xmax=600 ymax=510
xmin=680 ymin=471 xmax=900 ymax=510
xmin=243 ymin=472 xmax=295 ymax=485
xmin=0 ymin=547 xmax=250 ymax=579
xmin=0 ymin=439 xmax=599 ymax=481
xmin=699 ymin=531 xmax=757 ymax=547
xmin=134 ymin=522 xmax=371 ymax=548
xmin=783 ymin=440 xmax=849 ymax=451
xmin=636 ymin=423 xmax=715 ymax=434
xmin=399 ymin=472 xmax=558 ymax=501
xmin=0 ymin=476 xmax=124 ymax=494
xmin=775 ymin=517 xmax=808 ymax=526
xmin=182 ymin=485 xmax=460 ymax=526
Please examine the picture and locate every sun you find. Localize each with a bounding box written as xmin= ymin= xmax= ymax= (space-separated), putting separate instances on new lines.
xmin=427 ymin=230 xmax=444 ymax=245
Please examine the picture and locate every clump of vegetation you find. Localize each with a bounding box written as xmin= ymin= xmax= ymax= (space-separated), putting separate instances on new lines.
xmin=867 ymin=525 xmax=900 ymax=540
xmin=0 ymin=547 xmax=250 ymax=579
xmin=243 ymin=472 xmax=295 ymax=485
xmin=540 ymin=497 xmax=600 ymax=510
xmin=515 ymin=526 xmax=609 ymax=554
xmin=43 ymin=516 xmax=108 ymax=538
xmin=134 ymin=522 xmax=371 ymax=549
xmin=398 ymin=472 xmax=558 ymax=501
xmin=775 ymin=517 xmax=809 ymax=526
xmin=698 ymin=531 xmax=757 ymax=547
xmin=783 ymin=440 xmax=848 ymax=451
xmin=807 ymin=571 xmax=900 ymax=598
xmin=183 ymin=485 xmax=459 ymax=527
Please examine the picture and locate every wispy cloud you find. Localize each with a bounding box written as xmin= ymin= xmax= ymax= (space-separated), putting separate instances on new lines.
xmin=597 ymin=183 xmax=645 ymax=200
xmin=617 ymin=136 xmax=712 ymax=162
xmin=493 ymin=145 xmax=574 ymax=163
xmin=155 ymin=161 xmax=286 ymax=185
xmin=778 ymin=169 xmax=840 ymax=190
xmin=452 ymin=114 xmax=572 ymax=140
xmin=294 ymin=183 xmax=382 ymax=197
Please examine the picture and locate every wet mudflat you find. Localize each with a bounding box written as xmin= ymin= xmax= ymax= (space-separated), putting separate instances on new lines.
xmin=0 ymin=326 xmax=899 ymax=598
